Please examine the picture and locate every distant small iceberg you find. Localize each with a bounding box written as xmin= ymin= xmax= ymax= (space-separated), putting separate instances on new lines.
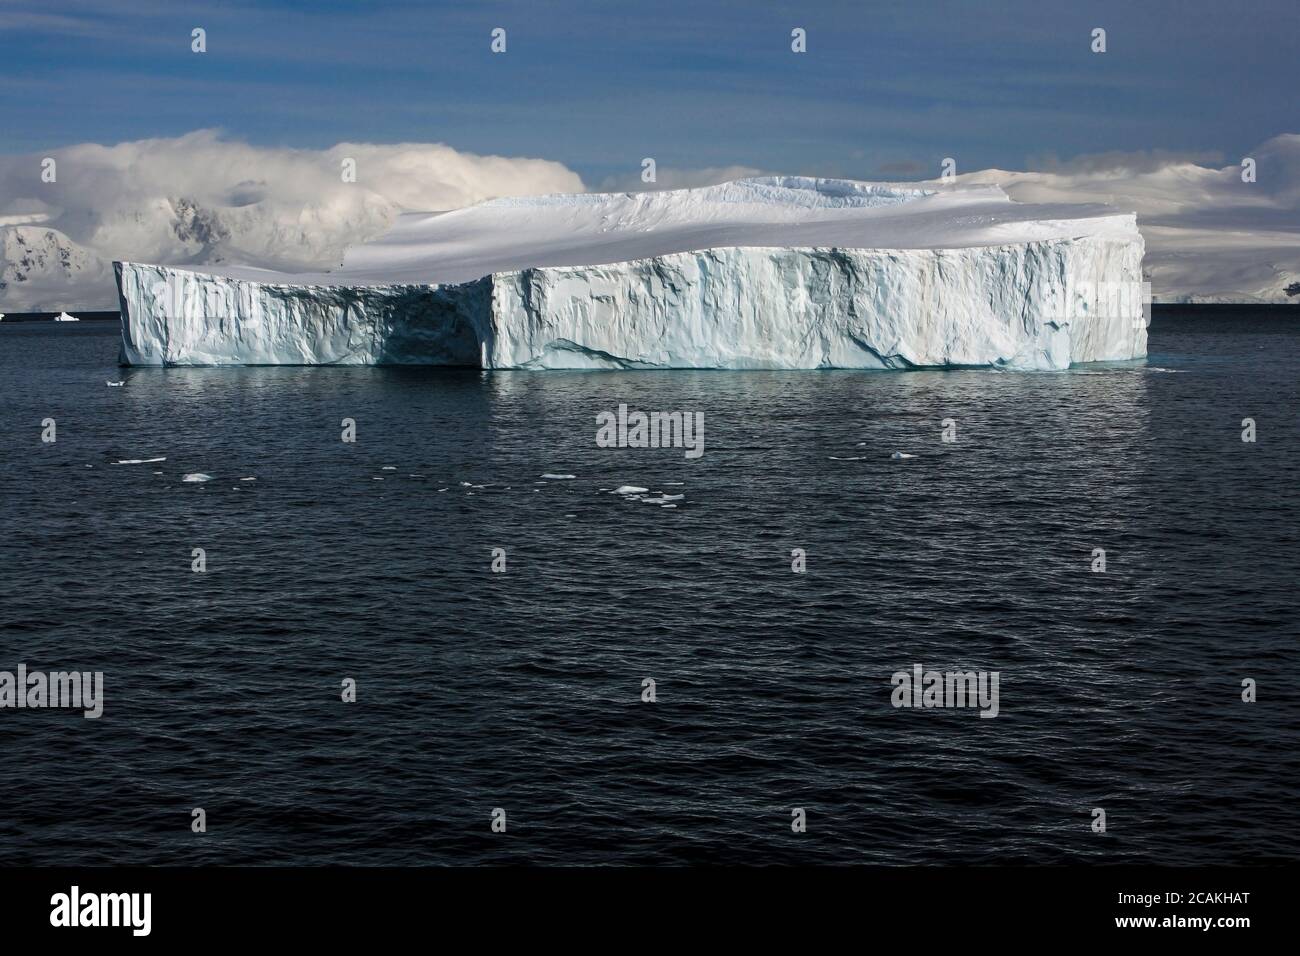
xmin=54 ymin=311 xmax=80 ymax=322
xmin=181 ymin=473 xmax=213 ymax=482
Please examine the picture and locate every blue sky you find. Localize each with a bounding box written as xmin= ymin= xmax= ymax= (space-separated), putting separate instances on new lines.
xmin=1 ymin=0 xmax=1296 ymax=182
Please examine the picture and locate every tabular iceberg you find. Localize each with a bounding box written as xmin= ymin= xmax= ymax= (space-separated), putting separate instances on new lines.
xmin=115 ymin=177 xmax=1147 ymax=370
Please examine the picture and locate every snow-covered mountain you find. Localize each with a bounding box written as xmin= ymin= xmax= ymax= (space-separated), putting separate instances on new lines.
xmin=0 ymin=130 xmax=583 ymax=311
xmin=0 ymin=224 xmax=111 ymax=311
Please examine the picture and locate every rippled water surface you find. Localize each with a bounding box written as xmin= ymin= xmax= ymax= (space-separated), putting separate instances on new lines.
xmin=1 ymin=311 xmax=1297 ymax=865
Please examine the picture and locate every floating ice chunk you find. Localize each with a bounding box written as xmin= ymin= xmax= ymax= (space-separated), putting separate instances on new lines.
xmin=106 ymin=381 xmax=124 ymax=387
xmin=540 ymin=473 xmax=576 ymax=479
xmin=240 ymin=477 xmax=256 ymax=481
xmin=381 ymin=466 xmax=396 ymax=470
xmin=828 ymin=456 xmax=866 ymax=461
xmin=613 ymin=485 xmax=649 ymax=495
xmin=182 ymin=473 xmax=213 ymax=482
xmin=890 ymin=452 xmax=917 ymax=460
xmin=115 ymin=457 xmax=166 ymax=465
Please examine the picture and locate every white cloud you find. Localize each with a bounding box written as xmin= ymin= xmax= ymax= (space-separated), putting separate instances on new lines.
xmin=949 ymin=134 xmax=1300 ymax=302
xmin=0 ymin=129 xmax=584 ymax=310
xmin=3 ymin=131 xmax=1298 ymax=310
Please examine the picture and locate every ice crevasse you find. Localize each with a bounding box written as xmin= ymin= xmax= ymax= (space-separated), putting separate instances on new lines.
xmin=115 ymin=177 xmax=1147 ymax=370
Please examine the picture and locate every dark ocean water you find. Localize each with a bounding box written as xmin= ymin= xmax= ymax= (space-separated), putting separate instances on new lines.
xmin=1 ymin=311 xmax=1297 ymax=866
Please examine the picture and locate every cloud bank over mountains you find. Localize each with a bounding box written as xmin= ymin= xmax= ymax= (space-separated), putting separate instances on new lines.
xmin=0 ymin=130 xmax=583 ymax=311
xmin=957 ymin=133 xmax=1300 ymax=303
xmin=1 ymin=131 xmax=1296 ymax=311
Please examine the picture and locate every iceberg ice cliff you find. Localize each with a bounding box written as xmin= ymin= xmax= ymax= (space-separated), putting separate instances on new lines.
xmin=115 ymin=177 xmax=1146 ymax=370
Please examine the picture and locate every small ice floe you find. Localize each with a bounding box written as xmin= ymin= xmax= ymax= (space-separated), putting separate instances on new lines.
xmin=437 ymin=487 xmax=448 ymax=492
xmin=181 ymin=473 xmax=213 ymax=482
xmin=53 ymin=311 xmax=80 ymax=322
xmin=459 ymin=481 xmax=473 ymax=487
xmin=828 ymin=456 xmax=866 ymax=461
xmin=613 ymin=485 xmax=649 ymax=495
xmin=239 ymin=477 xmax=256 ymax=481
xmin=381 ymin=466 xmax=397 ymax=471
xmin=890 ymin=452 xmax=917 ymax=460
xmin=372 ymin=477 xmax=384 ymax=481
xmin=114 ymin=457 xmax=166 ymax=465
xmin=409 ymin=473 xmax=425 ymax=478
xmin=661 ymin=504 xmax=678 ymax=509
xmin=106 ymin=381 xmax=125 ymax=387
xmin=641 ymin=493 xmax=685 ymax=504
xmin=540 ymin=473 xmax=576 ymax=480
xmin=662 ymin=482 xmax=685 ymax=486
xmin=1146 ymin=367 xmax=1185 ymax=373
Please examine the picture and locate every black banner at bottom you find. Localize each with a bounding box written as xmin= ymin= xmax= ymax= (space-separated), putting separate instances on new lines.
xmin=0 ymin=866 xmax=1278 ymax=942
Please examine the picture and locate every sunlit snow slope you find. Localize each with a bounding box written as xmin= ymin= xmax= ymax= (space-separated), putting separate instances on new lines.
xmin=117 ymin=177 xmax=1146 ymax=369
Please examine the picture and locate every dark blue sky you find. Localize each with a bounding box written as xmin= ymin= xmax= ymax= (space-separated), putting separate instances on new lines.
xmin=2 ymin=0 xmax=1296 ymax=182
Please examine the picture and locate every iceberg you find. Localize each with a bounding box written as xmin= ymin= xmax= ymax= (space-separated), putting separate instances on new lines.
xmin=115 ymin=177 xmax=1147 ymax=370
